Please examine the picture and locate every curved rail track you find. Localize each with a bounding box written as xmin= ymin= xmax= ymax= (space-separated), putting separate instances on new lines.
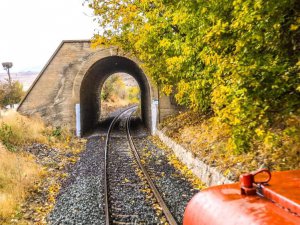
xmin=104 ymin=107 xmax=177 ymax=225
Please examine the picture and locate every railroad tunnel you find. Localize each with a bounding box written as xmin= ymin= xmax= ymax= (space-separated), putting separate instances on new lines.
xmin=80 ymin=56 xmax=152 ymax=135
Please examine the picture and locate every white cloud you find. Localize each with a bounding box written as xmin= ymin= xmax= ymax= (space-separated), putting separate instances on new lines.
xmin=0 ymin=0 xmax=97 ymax=72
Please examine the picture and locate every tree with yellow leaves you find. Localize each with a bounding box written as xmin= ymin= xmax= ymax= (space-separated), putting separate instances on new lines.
xmin=87 ymin=0 xmax=300 ymax=153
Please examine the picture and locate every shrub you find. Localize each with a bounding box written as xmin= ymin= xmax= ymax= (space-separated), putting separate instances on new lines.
xmin=161 ymin=111 xmax=300 ymax=179
xmin=0 ymin=81 xmax=25 ymax=107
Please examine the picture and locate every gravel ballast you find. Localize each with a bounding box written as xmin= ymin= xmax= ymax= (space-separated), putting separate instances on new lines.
xmin=133 ymin=136 xmax=201 ymax=224
xmin=48 ymin=136 xmax=105 ymax=224
xmin=48 ymin=113 xmax=202 ymax=224
xmin=107 ymin=123 xmax=161 ymax=224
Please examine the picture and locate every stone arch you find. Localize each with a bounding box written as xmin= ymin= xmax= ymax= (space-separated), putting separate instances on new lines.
xmin=80 ymin=56 xmax=152 ymax=134
xmin=17 ymin=41 xmax=178 ymax=136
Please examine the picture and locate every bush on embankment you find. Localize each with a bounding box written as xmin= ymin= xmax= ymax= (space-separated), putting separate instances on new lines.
xmin=89 ymin=0 xmax=300 ymax=154
xmin=161 ymin=111 xmax=300 ymax=180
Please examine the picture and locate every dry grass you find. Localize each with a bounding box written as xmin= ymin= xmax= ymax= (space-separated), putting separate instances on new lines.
xmin=161 ymin=111 xmax=300 ymax=180
xmin=0 ymin=111 xmax=47 ymax=149
xmin=0 ymin=143 xmax=42 ymax=219
xmin=0 ymin=110 xmax=86 ymax=224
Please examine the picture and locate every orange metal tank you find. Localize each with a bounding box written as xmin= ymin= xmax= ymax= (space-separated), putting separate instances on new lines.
xmin=183 ymin=169 xmax=300 ymax=225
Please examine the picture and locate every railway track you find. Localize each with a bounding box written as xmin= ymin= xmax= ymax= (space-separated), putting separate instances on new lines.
xmin=104 ymin=107 xmax=178 ymax=225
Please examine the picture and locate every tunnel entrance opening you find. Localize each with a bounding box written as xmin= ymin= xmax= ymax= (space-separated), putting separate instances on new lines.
xmin=80 ymin=56 xmax=152 ymax=135
xmin=99 ymin=73 xmax=141 ymax=122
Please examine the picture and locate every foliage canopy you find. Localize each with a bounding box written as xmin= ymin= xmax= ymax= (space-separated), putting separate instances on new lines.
xmin=88 ymin=0 xmax=300 ymax=153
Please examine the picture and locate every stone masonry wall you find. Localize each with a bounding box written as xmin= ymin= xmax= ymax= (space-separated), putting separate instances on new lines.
xmin=18 ymin=40 xmax=179 ymax=132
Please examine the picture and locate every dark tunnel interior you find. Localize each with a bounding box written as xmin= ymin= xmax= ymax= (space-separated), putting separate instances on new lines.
xmin=80 ymin=56 xmax=152 ymax=135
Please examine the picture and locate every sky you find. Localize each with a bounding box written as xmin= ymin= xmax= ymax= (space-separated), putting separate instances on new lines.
xmin=0 ymin=0 xmax=97 ymax=72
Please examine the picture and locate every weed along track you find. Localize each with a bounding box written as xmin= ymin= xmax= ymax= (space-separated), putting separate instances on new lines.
xmin=104 ymin=107 xmax=178 ymax=224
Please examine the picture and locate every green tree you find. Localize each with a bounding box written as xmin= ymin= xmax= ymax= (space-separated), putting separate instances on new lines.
xmin=0 ymin=81 xmax=25 ymax=108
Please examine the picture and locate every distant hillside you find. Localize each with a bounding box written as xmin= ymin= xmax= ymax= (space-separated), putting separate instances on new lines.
xmin=0 ymin=71 xmax=38 ymax=91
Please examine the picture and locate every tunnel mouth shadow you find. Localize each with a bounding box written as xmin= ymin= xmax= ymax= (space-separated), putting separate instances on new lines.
xmin=127 ymin=116 xmax=149 ymax=138
xmin=83 ymin=114 xmax=149 ymax=138
xmin=80 ymin=56 xmax=152 ymax=136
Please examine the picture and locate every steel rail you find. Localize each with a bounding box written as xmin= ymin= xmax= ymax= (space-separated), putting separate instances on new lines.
xmin=126 ymin=110 xmax=178 ymax=225
xmin=104 ymin=106 xmax=137 ymax=225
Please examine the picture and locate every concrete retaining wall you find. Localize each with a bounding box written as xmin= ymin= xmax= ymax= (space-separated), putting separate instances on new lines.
xmin=156 ymin=130 xmax=234 ymax=186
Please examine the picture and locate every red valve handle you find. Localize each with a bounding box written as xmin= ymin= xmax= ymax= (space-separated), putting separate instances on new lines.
xmin=240 ymin=168 xmax=272 ymax=195
xmin=251 ymin=168 xmax=272 ymax=184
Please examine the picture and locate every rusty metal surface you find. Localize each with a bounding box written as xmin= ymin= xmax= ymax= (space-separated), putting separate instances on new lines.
xmin=183 ymin=170 xmax=300 ymax=225
xmin=261 ymin=170 xmax=300 ymax=216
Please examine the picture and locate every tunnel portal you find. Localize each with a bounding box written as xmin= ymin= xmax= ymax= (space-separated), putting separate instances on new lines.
xmin=80 ymin=56 xmax=151 ymax=135
xmin=18 ymin=40 xmax=179 ymax=135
